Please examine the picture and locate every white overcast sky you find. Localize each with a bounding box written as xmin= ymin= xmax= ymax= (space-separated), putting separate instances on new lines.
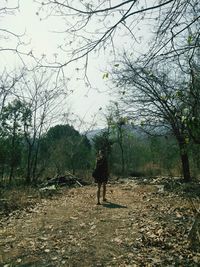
xmin=1 ymin=0 xmax=152 ymax=130
xmin=0 ymin=1 xmax=114 ymax=129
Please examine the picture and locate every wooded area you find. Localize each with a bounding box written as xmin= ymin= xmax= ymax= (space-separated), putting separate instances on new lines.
xmin=0 ymin=0 xmax=200 ymax=266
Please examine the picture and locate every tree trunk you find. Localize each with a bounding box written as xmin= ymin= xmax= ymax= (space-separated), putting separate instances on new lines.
xmin=24 ymin=129 xmax=35 ymax=184
xmin=1 ymin=163 xmax=5 ymax=180
xmin=71 ymin=157 xmax=75 ymax=175
xmin=118 ymin=126 xmax=125 ymax=175
xmin=9 ymin=117 xmax=17 ymax=183
xmin=32 ymin=144 xmax=39 ymax=182
xmin=179 ymin=142 xmax=191 ymax=182
xmin=180 ymin=152 xmax=191 ymax=182
xmin=26 ymin=145 xmax=32 ymax=184
xmin=119 ymin=142 xmax=125 ymax=174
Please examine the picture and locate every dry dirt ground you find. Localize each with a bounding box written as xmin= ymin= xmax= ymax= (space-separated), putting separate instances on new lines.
xmin=0 ymin=180 xmax=200 ymax=267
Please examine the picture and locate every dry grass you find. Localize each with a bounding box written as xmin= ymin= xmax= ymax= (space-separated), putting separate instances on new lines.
xmin=0 ymin=187 xmax=41 ymax=215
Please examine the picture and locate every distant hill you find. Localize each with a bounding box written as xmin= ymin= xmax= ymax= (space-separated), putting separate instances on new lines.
xmin=84 ymin=128 xmax=104 ymax=141
xmin=85 ymin=125 xmax=148 ymax=141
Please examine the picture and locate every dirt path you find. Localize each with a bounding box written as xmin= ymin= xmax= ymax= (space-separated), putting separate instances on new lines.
xmin=0 ymin=181 xmax=199 ymax=266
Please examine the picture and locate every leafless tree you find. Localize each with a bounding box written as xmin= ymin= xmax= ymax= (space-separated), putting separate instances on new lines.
xmin=17 ymin=68 xmax=67 ymax=182
xmin=35 ymin=0 xmax=200 ymax=70
xmin=112 ymin=56 xmax=193 ymax=182
xmin=186 ymin=60 xmax=200 ymax=144
xmin=0 ymin=1 xmax=28 ymax=59
xmin=105 ymin=102 xmax=127 ymax=174
xmin=0 ymin=1 xmax=47 ymax=70
xmin=0 ymin=68 xmax=25 ymax=120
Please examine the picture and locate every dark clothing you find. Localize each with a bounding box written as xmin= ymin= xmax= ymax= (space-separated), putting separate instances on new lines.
xmin=92 ymin=155 xmax=109 ymax=183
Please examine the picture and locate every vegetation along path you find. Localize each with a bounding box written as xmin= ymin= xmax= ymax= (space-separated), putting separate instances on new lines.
xmin=0 ymin=180 xmax=200 ymax=266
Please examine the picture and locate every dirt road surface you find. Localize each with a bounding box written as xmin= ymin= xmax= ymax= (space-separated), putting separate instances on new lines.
xmin=0 ymin=181 xmax=199 ymax=266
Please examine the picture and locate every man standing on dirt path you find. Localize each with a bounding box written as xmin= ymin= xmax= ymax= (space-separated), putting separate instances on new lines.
xmin=92 ymin=150 xmax=109 ymax=205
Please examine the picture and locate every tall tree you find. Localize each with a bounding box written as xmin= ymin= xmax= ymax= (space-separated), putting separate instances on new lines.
xmin=18 ymin=68 xmax=66 ymax=183
xmin=186 ymin=63 xmax=200 ymax=144
xmin=1 ymin=99 xmax=31 ymax=182
xmin=113 ymin=58 xmax=193 ymax=181
xmin=106 ymin=102 xmax=127 ymax=174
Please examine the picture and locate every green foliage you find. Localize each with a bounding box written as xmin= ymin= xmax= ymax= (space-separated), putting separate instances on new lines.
xmin=0 ymin=99 xmax=32 ymax=181
xmin=0 ymin=99 xmax=31 ymax=135
xmin=107 ymin=127 xmax=181 ymax=177
xmin=40 ymin=124 xmax=91 ymax=176
xmin=92 ymin=131 xmax=112 ymax=156
xmin=187 ymin=35 xmax=193 ymax=45
xmin=102 ymin=73 xmax=109 ymax=79
xmin=45 ymin=124 xmax=79 ymax=141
